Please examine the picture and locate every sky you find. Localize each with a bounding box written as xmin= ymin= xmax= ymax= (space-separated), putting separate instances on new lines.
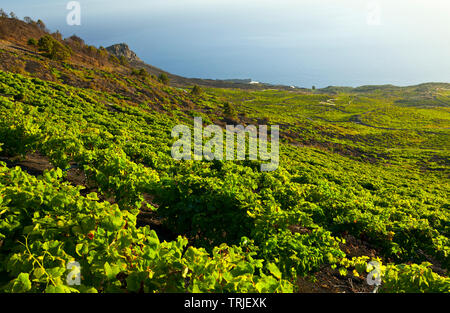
xmin=2 ymin=0 xmax=450 ymax=87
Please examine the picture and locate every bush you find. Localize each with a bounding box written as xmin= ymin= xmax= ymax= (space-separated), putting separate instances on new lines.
xmin=27 ymin=38 xmax=37 ymax=47
xmin=66 ymin=35 xmax=85 ymax=48
xmin=97 ymin=47 xmax=108 ymax=58
xmin=85 ymin=45 xmax=98 ymax=56
xmin=132 ymin=68 xmax=148 ymax=77
xmin=191 ymin=85 xmax=203 ymax=96
xmin=36 ymin=19 xmax=47 ymax=32
xmin=38 ymin=35 xmax=54 ymax=52
xmin=52 ymin=31 xmax=63 ymax=41
xmin=138 ymin=68 xmax=147 ymax=76
xmin=223 ymin=102 xmax=237 ymax=118
xmin=49 ymin=41 xmax=72 ymax=61
xmin=37 ymin=35 xmax=72 ymax=61
xmin=118 ymin=56 xmax=128 ymax=66
xmin=158 ymin=73 xmax=170 ymax=85
xmin=0 ymin=102 xmax=42 ymax=156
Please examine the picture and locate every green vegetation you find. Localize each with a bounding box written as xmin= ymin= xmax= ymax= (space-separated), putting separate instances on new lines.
xmin=118 ymin=56 xmax=128 ymax=66
xmin=0 ymin=31 xmax=448 ymax=293
xmin=223 ymin=101 xmax=237 ymax=119
xmin=191 ymin=85 xmax=203 ymax=96
xmin=131 ymin=68 xmax=148 ymax=77
xmin=27 ymin=38 xmax=37 ymax=47
xmin=0 ymin=164 xmax=291 ymax=293
xmin=158 ymin=73 xmax=170 ymax=85
xmin=37 ymin=35 xmax=72 ymax=61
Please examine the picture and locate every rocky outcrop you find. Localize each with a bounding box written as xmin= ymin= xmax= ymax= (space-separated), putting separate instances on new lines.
xmin=106 ymin=43 xmax=141 ymax=62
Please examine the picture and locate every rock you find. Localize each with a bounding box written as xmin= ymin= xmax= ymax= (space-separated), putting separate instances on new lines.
xmin=105 ymin=43 xmax=141 ymax=62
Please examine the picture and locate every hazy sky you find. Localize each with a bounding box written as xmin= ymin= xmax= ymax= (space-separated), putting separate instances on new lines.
xmin=2 ymin=0 xmax=450 ymax=87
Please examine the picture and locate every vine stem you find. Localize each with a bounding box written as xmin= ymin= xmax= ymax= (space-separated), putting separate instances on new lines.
xmin=19 ymin=235 xmax=58 ymax=287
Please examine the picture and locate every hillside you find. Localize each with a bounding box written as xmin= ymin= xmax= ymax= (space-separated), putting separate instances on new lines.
xmin=0 ymin=14 xmax=449 ymax=294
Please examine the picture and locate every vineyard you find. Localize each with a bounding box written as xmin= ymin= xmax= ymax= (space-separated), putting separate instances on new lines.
xmin=0 ymin=16 xmax=449 ymax=293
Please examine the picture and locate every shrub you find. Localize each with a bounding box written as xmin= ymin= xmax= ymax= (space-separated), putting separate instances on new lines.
xmin=36 ymin=19 xmax=47 ymax=32
xmin=119 ymin=56 xmax=128 ymax=66
xmin=37 ymin=35 xmax=72 ymax=61
xmin=52 ymin=31 xmax=63 ymax=41
xmin=158 ymin=73 xmax=170 ymax=85
xmin=191 ymin=85 xmax=203 ymax=96
xmin=38 ymin=35 xmax=54 ymax=53
xmin=49 ymin=41 xmax=72 ymax=61
xmin=85 ymin=45 xmax=98 ymax=56
xmin=132 ymin=68 xmax=148 ymax=77
xmin=138 ymin=68 xmax=147 ymax=76
xmin=223 ymin=102 xmax=237 ymax=118
xmin=66 ymin=35 xmax=85 ymax=48
xmin=27 ymin=38 xmax=38 ymax=47
xmin=97 ymin=47 xmax=108 ymax=58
